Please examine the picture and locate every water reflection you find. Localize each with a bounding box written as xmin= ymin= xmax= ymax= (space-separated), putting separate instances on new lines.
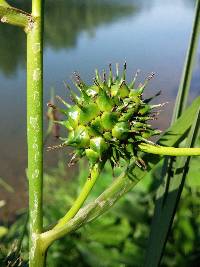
xmin=0 ymin=0 xmax=142 ymax=220
xmin=182 ymin=0 xmax=196 ymax=8
xmin=0 ymin=0 xmax=138 ymax=76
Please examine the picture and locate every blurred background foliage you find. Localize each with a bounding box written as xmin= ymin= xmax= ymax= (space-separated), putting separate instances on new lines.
xmin=0 ymin=140 xmax=200 ymax=266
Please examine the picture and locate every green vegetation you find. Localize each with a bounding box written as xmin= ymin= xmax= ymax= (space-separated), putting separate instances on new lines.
xmin=1 ymin=152 xmax=200 ymax=266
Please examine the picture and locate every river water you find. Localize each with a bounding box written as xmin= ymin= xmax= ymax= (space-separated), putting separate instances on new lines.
xmin=0 ymin=0 xmax=199 ymax=220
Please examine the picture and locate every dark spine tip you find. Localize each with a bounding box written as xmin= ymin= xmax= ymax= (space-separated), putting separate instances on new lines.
xmin=47 ymin=142 xmax=67 ymax=151
xmin=120 ymin=80 xmax=126 ymax=88
xmin=47 ymin=102 xmax=57 ymax=110
xmin=73 ymin=71 xmax=81 ymax=81
xmin=94 ymin=78 xmax=101 ymax=88
xmin=157 ymin=90 xmax=162 ymax=96
xmin=73 ymin=72 xmax=85 ymax=89
xmin=122 ymin=62 xmax=127 ymax=80
xmin=102 ymin=69 xmax=106 ymax=83
xmin=147 ymin=72 xmax=155 ymax=81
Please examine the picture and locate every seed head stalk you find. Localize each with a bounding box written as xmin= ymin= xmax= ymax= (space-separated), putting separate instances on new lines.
xmin=54 ymin=162 xmax=104 ymax=229
xmin=139 ymin=143 xmax=200 ymax=156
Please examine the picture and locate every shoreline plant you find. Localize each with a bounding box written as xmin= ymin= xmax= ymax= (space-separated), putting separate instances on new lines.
xmin=0 ymin=0 xmax=200 ymax=266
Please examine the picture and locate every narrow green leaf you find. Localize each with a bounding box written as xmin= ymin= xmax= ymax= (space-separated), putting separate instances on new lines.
xmin=158 ymin=96 xmax=200 ymax=147
xmin=144 ymin=109 xmax=200 ymax=267
xmin=172 ymin=0 xmax=200 ymax=122
xmin=145 ymin=0 xmax=200 ymax=264
xmin=0 ymin=177 xmax=14 ymax=192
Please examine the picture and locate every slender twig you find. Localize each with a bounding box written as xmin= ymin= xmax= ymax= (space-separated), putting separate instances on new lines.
xmin=0 ymin=3 xmax=33 ymax=28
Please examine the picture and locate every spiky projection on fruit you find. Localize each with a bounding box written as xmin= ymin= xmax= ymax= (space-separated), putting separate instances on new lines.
xmin=52 ymin=63 xmax=162 ymax=169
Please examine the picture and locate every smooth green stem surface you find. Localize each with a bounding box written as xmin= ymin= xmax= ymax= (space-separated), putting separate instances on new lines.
xmin=139 ymin=143 xmax=200 ymax=156
xmin=32 ymin=0 xmax=43 ymax=16
xmin=27 ymin=0 xmax=44 ymax=266
xmin=54 ymin=163 xmax=103 ymax=230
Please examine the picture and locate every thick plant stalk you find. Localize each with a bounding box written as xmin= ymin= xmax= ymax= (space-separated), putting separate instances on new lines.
xmin=54 ymin=162 xmax=104 ymax=229
xmin=27 ymin=0 xmax=44 ymax=266
xmin=0 ymin=0 xmax=44 ymax=266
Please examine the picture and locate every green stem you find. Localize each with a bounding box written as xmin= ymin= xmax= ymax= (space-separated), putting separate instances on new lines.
xmin=29 ymin=234 xmax=46 ymax=267
xmin=27 ymin=0 xmax=44 ymax=266
xmin=54 ymin=162 xmax=104 ymax=230
xmin=139 ymin=143 xmax=200 ymax=156
xmin=0 ymin=3 xmax=32 ymax=28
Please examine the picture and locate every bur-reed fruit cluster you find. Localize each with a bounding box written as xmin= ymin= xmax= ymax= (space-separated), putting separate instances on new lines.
xmin=52 ymin=63 xmax=163 ymax=169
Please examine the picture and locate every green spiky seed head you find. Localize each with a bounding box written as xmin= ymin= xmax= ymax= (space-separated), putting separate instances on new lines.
xmin=56 ymin=63 xmax=161 ymax=168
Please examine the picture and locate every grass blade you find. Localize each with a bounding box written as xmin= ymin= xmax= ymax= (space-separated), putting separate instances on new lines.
xmin=145 ymin=1 xmax=200 ymax=265
xmin=144 ymin=109 xmax=200 ymax=267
